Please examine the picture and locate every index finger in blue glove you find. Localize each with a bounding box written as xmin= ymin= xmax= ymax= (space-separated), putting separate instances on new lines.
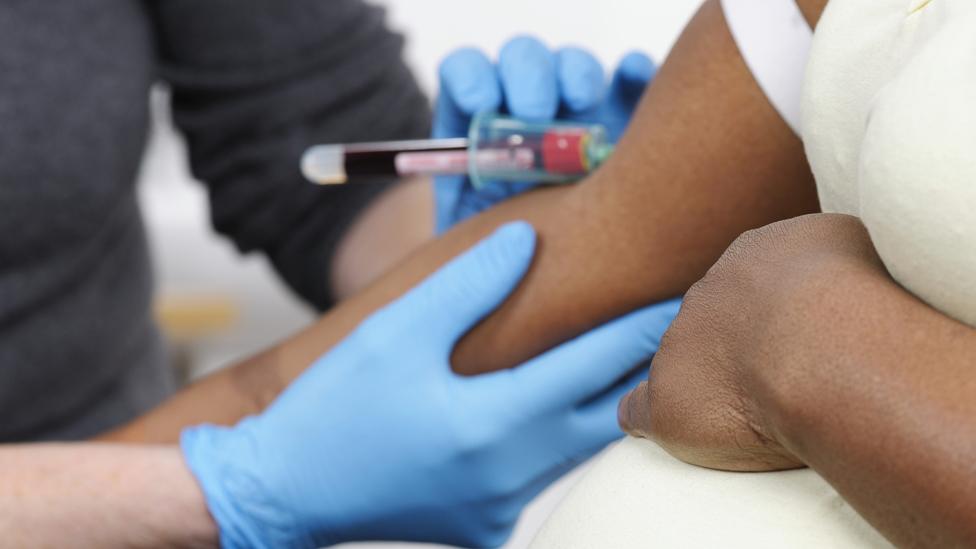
xmin=360 ymin=222 xmax=537 ymax=351
xmin=555 ymin=47 xmax=606 ymax=114
xmin=611 ymin=51 xmax=656 ymax=101
xmin=498 ymin=36 xmax=559 ymax=120
xmin=435 ymin=48 xmax=502 ymax=138
xmin=596 ymin=51 xmax=657 ymax=142
xmin=568 ymin=367 xmax=649 ymax=451
xmin=506 ymin=299 xmax=682 ymax=413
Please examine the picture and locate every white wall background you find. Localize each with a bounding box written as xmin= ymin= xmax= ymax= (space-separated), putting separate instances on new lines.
xmin=137 ymin=1 xmax=702 ymax=547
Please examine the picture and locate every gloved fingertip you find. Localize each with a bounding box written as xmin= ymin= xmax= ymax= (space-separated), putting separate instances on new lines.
xmin=440 ymin=47 xmax=503 ymax=114
xmin=476 ymin=526 xmax=513 ymax=549
xmin=499 ymin=35 xmax=558 ymax=120
xmin=557 ymin=47 xmax=606 ymax=112
xmin=600 ymin=301 xmax=679 ymax=356
xmin=386 ymin=220 xmax=537 ymax=341
xmin=637 ymin=297 xmax=684 ymax=322
xmin=488 ymin=221 xmax=537 ymax=265
xmin=470 ymin=221 xmax=538 ymax=298
xmin=419 ymin=221 xmax=537 ymax=339
xmin=616 ymin=51 xmax=657 ymax=86
xmin=499 ymin=34 xmax=550 ymax=61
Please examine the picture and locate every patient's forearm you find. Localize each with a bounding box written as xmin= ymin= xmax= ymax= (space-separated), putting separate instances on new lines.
xmin=452 ymin=0 xmax=821 ymax=371
xmin=103 ymin=0 xmax=820 ymax=442
xmin=320 ymin=0 xmax=821 ymax=376
xmin=772 ymin=273 xmax=976 ymax=548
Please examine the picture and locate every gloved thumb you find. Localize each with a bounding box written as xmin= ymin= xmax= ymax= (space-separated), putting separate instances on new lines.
xmin=366 ymin=222 xmax=537 ymax=350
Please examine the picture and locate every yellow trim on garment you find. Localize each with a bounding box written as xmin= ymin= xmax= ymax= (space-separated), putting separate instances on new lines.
xmin=909 ymin=0 xmax=934 ymax=15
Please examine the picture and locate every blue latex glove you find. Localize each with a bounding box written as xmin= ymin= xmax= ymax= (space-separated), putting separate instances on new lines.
xmin=433 ymin=36 xmax=656 ymax=234
xmin=182 ymin=222 xmax=680 ymax=549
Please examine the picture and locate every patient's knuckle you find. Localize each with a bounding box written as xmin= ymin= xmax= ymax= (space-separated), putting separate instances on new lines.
xmin=654 ymin=323 xmax=680 ymax=357
xmin=732 ymin=220 xmax=801 ymax=259
xmin=729 ymin=226 xmax=769 ymax=254
xmin=644 ymin=384 xmax=687 ymax=445
xmin=681 ymin=277 xmax=713 ymax=309
xmin=675 ymin=279 xmax=724 ymax=331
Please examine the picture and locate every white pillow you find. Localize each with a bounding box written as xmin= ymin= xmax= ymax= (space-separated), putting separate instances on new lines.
xmin=529 ymin=438 xmax=890 ymax=548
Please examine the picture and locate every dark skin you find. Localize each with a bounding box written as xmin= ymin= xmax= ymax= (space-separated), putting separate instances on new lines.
xmin=100 ymin=0 xmax=976 ymax=543
xmin=101 ymin=0 xmax=821 ymax=442
xmin=620 ymin=214 xmax=976 ymax=548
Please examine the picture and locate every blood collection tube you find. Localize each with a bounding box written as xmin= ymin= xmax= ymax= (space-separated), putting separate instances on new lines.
xmin=301 ymin=114 xmax=614 ymax=188
xmin=464 ymin=112 xmax=612 ymax=188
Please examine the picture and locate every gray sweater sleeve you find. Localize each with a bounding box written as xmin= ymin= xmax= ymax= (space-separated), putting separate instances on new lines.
xmin=147 ymin=0 xmax=431 ymax=310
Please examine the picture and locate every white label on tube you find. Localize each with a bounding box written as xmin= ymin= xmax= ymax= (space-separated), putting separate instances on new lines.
xmin=395 ymin=149 xmax=535 ymax=177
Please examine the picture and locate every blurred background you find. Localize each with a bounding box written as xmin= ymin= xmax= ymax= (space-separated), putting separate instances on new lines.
xmin=138 ymin=1 xmax=701 ymax=546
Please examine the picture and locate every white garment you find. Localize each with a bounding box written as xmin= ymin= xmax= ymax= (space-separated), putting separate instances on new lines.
xmin=721 ymin=0 xmax=813 ymax=135
xmin=531 ymin=2 xmax=976 ymax=547
xmin=804 ymin=0 xmax=976 ymax=327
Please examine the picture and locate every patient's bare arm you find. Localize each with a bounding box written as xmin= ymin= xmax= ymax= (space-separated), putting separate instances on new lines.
xmin=780 ymin=260 xmax=976 ymax=548
xmin=450 ymin=0 xmax=827 ymax=372
xmin=102 ymin=0 xmax=823 ymax=443
xmin=619 ymin=213 xmax=976 ymax=547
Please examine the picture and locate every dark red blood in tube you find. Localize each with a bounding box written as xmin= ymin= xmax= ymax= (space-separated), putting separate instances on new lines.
xmin=542 ymin=130 xmax=588 ymax=174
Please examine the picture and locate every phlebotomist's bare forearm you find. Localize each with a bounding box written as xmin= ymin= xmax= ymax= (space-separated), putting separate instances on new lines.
xmin=0 ymin=443 xmax=216 ymax=547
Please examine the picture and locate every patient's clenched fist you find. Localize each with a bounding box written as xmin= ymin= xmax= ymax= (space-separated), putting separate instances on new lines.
xmin=618 ymin=214 xmax=884 ymax=472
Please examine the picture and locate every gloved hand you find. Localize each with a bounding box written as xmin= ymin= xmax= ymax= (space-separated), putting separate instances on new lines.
xmin=182 ymin=221 xmax=680 ymax=549
xmin=433 ymin=36 xmax=656 ymax=234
